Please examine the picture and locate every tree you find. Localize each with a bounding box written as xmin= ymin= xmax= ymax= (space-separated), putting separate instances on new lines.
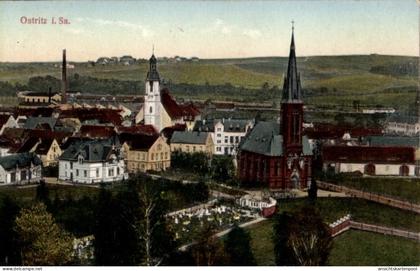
xmin=288 ymin=206 xmax=332 ymax=265
xmin=273 ymin=212 xmax=296 ymax=266
xmin=190 ymin=225 xmax=226 ymax=266
xmin=273 ymin=207 xmax=332 ymax=266
xmin=0 ymin=196 xmax=21 ymax=265
xmin=14 ymin=202 xmax=74 ymax=265
xmin=308 ymin=180 xmax=318 ymax=203
xmin=93 ymin=185 xmax=118 ymax=265
xmin=136 ymin=179 xmax=175 ymax=265
xmin=211 ymin=155 xmax=235 ymax=182
xmin=223 ymin=224 xmax=255 ymax=265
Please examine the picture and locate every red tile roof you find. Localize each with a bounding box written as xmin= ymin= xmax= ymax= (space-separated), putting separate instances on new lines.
xmin=59 ymin=108 xmax=123 ymax=126
xmin=304 ymin=123 xmax=383 ymax=139
xmin=161 ymin=123 xmax=187 ymax=139
xmin=160 ymin=88 xmax=200 ymax=119
xmin=116 ymin=125 xmax=158 ymax=136
xmin=322 ymin=145 xmax=415 ymax=164
xmin=78 ymin=125 xmax=116 ymax=139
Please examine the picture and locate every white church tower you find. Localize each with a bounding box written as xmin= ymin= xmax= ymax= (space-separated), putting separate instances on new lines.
xmin=144 ymin=54 xmax=162 ymax=131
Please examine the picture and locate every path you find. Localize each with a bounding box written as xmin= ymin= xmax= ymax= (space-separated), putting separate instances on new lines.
xmin=318 ymin=181 xmax=420 ymax=214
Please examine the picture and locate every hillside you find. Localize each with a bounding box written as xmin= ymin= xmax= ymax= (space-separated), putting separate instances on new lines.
xmin=0 ymin=55 xmax=418 ymax=110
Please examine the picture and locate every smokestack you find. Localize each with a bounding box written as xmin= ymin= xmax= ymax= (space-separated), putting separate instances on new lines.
xmin=48 ymin=87 xmax=51 ymax=104
xmin=61 ymin=49 xmax=67 ymax=104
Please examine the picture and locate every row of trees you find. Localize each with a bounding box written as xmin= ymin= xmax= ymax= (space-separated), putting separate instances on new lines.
xmin=171 ymin=151 xmax=236 ymax=183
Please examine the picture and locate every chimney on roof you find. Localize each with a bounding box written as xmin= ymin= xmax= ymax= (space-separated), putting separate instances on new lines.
xmin=61 ymin=49 xmax=67 ymax=104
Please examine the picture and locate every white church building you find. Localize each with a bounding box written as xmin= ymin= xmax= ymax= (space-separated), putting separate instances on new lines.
xmin=136 ymin=54 xmax=201 ymax=132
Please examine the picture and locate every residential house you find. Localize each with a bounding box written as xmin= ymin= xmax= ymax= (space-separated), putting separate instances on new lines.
xmin=58 ymin=138 xmax=127 ymax=183
xmin=0 ymin=152 xmax=42 ymax=185
xmin=18 ymin=137 xmax=62 ymax=167
xmin=121 ymin=134 xmax=170 ymax=173
xmin=194 ymin=118 xmax=254 ymax=155
xmin=170 ymin=131 xmax=214 ymax=155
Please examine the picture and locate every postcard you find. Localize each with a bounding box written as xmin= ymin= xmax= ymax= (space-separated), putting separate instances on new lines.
xmin=0 ymin=0 xmax=418 ymax=269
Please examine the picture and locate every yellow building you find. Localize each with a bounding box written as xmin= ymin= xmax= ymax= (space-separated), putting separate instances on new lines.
xmin=123 ymin=134 xmax=171 ymax=173
xmin=18 ymin=137 xmax=62 ymax=167
xmin=170 ymin=131 xmax=214 ymax=155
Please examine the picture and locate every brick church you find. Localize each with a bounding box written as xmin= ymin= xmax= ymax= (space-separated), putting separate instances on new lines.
xmin=237 ymin=29 xmax=313 ymax=189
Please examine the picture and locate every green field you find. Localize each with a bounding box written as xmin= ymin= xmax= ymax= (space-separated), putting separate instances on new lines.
xmin=324 ymin=176 xmax=420 ymax=203
xmin=0 ymin=54 xmax=417 ymax=110
xmin=246 ymin=197 xmax=420 ymax=265
xmin=330 ymin=230 xmax=420 ymax=266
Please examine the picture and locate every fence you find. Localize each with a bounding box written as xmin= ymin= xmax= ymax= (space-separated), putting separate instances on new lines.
xmin=318 ymin=181 xmax=420 ymax=214
xmin=328 ymin=214 xmax=420 ymax=242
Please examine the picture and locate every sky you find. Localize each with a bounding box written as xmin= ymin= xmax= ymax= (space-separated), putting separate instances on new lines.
xmin=0 ymin=0 xmax=418 ymax=62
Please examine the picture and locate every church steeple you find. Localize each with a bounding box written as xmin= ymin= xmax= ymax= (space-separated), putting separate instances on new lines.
xmin=282 ymin=25 xmax=302 ymax=103
xmin=146 ymin=54 xmax=160 ymax=82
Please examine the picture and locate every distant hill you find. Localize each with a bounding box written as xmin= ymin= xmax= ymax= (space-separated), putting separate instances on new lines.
xmin=0 ymin=54 xmax=417 ymax=111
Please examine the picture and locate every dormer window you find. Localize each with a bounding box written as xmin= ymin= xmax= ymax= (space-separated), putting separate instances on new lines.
xmin=78 ymin=156 xmax=84 ymax=164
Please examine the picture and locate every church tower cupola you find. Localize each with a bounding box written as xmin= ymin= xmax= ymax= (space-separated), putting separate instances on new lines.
xmin=282 ymin=26 xmax=302 ymax=103
xmin=146 ymin=54 xmax=160 ymax=82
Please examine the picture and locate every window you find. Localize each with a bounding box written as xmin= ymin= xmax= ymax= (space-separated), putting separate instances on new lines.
xmin=193 ymin=146 xmax=196 ymax=152
xmin=217 ymin=134 xmax=221 ymax=137
xmin=157 ymin=144 xmax=162 ymax=151
xmin=186 ymin=146 xmax=190 ymax=152
xmin=151 ymin=153 xmax=154 ymax=160
xmin=108 ymin=168 xmax=114 ymax=176
xmin=149 ymin=106 xmax=153 ymax=114
xmin=230 ymin=136 xmax=234 ymax=144
xmin=76 ymin=169 xmax=79 ymax=176
xmin=235 ymin=136 xmax=239 ymax=143
xmin=96 ymin=168 xmax=99 ymax=177
xmin=70 ymin=162 xmax=73 ymax=169
xmin=217 ymin=140 xmax=221 ymax=144
xmin=84 ymin=170 xmax=87 ymax=177
xmin=217 ymin=128 xmax=222 ymax=132
xmin=65 ymin=164 xmax=67 ymax=169
xmin=224 ymin=136 xmax=228 ymax=143
xmin=117 ymin=167 xmax=120 ymax=175
xmin=216 ymin=147 xmax=221 ymax=152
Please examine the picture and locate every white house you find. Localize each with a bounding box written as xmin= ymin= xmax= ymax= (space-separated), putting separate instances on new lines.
xmin=58 ymin=138 xmax=128 ymax=183
xmin=0 ymin=152 xmax=42 ymax=185
xmin=194 ymin=118 xmax=254 ymax=155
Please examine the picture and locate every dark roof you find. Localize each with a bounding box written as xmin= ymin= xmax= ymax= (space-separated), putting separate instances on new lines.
xmin=193 ymin=119 xmax=252 ymax=133
xmin=24 ymin=91 xmax=59 ymax=97
xmin=24 ymin=117 xmax=57 ymax=130
xmin=0 ymin=115 xmax=11 ymax=127
xmin=282 ymin=30 xmax=302 ymax=102
xmin=146 ymin=54 xmax=160 ymax=81
xmin=34 ymin=138 xmax=55 ymax=155
xmin=240 ymin=121 xmax=312 ymax=156
xmin=171 ymin=131 xmax=210 ymax=145
xmin=365 ymin=136 xmax=419 ymax=147
xmin=0 ymin=152 xmax=42 ymax=171
xmin=120 ymin=133 xmax=159 ymax=151
xmin=14 ymin=107 xmax=54 ymax=118
xmin=322 ymin=146 xmax=415 ymax=164
xmin=60 ymin=139 xmax=121 ymax=162
xmin=388 ymin=114 xmax=419 ymax=125
xmin=17 ymin=137 xmax=40 ymax=153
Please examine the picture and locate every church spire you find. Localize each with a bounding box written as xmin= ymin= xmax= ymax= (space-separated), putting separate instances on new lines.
xmin=282 ymin=23 xmax=302 ymax=103
xmin=146 ymin=51 xmax=160 ymax=82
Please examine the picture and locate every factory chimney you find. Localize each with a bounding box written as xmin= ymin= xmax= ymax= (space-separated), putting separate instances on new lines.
xmin=61 ymin=49 xmax=67 ymax=104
